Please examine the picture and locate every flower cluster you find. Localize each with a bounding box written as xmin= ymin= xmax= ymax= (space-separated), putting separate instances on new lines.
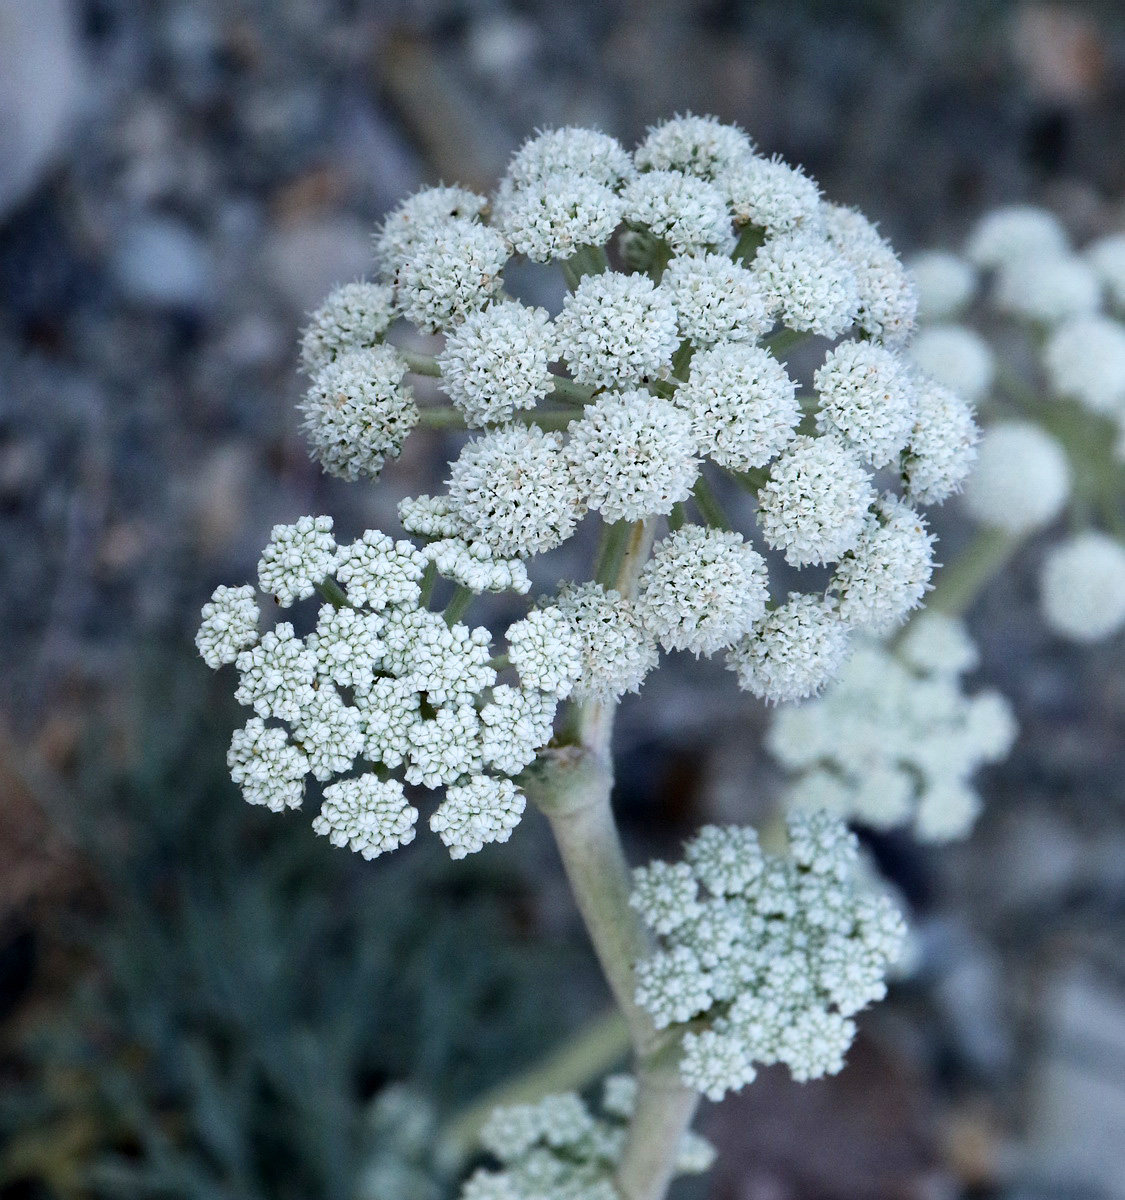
xmin=910 ymin=205 xmax=1125 ymax=642
xmin=284 ymin=116 xmax=977 ymax=704
xmin=461 ymin=1079 xmax=714 ymax=1200
xmin=197 ymin=518 xmax=591 ymax=862
xmin=630 ymin=811 xmax=907 ymax=1100
xmin=767 ymin=614 xmax=1018 ymax=842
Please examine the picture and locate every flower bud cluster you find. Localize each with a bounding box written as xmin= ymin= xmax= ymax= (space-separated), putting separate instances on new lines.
xmin=282 ymin=117 xmax=977 ymax=702
xmin=767 ymin=614 xmax=1018 ymax=842
xmin=630 ymin=811 xmax=907 ymax=1100
xmin=910 ymin=206 xmax=1125 ymax=642
xmin=461 ymin=1078 xmax=714 ymax=1200
xmin=197 ymin=517 xmax=592 ymax=862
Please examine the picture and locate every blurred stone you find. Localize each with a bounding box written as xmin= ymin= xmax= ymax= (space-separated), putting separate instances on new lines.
xmin=0 ymin=0 xmax=83 ymax=219
xmin=1011 ymin=6 xmax=1106 ymax=104
xmin=264 ymin=215 xmax=373 ymax=313
xmin=1021 ymin=963 xmax=1125 ymax=1199
xmin=112 ymin=214 xmax=213 ymax=310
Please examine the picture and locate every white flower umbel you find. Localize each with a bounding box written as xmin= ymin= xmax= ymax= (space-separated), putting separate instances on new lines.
xmin=661 ymin=252 xmax=770 ymax=346
xmin=405 ymin=702 xmax=483 ymax=787
xmin=301 ymin=346 xmax=418 ymax=482
xmin=196 ymin=584 xmax=259 ymax=668
xmin=634 ymin=114 xmax=755 ymax=180
xmin=312 ymin=775 xmax=418 ymax=860
xmin=901 ymin=377 xmax=979 ymax=505
xmin=769 ymin=624 xmax=1016 ymax=841
xmin=637 ymin=526 xmax=769 ymax=655
xmin=294 ymin=687 xmax=365 ymax=781
xmin=505 ymin=606 xmax=584 ymax=699
xmin=720 ymin=154 xmax=821 ymax=236
xmin=257 ymin=515 xmax=338 ymax=607
xmin=726 ymin=594 xmax=851 ymax=703
xmin=437 ymin=300 xmax=555 ymax=426
xmin=464 ymin=1084 xmax=713 ymax=1200
xmin=555 ymin=271 xmax=679 ymax=388
xmin=356 ymin=676 xmax=420 ymax=768
xmin=396 ymin=220 xmax=507 ymax=332
xmin=962 ymin=421 xmax=1071 ymax=535
xmin=752 ymin=230 xmax=859 ymax=338
xmin=632 ymin=812 xmax=906 ymax=1100
xmin=373 ymin=185 xmax=489 ymax=274
xmin=1044 ymin=314 xmax=1125 ymax=417
xmin=566 ymin=390 xmax=699 ymax=522
xmin=307 ymin=603 xmax=385 ymax=690
xmin=1040 ymin=531 xmax=1125 ymax=643
xmin=908 ymin=250 xmax=977 ymax=321
xmin=910 ymin=325 xmax=995 ymax=403
xmin=505 ymin=127 xmax=635 ymax=190
xmin=622 ymin=170 xmax=732 ymax=255
xmin=757 ymin=435 xmax=874 ymax=566
xmin=992 ymin=253 xmax=1101 ymax=325
xmin=832 ymin=497 xmax=935 ymax=632
xmin=336 ymin=530 xmax=428 ymax=610
xmin=555 ymin=582 xmax=658 ymax=703
xmin=674 ymin=342 xmax=799 ymax=471
xmin=298 ymin=281 xmax=396 ymax=375
xmin=430 ymin=776 xmax=527 ymax=858
xmin=814 ymin=340 xmax=918 ymax=467
xmin=495 ymin=173 xmax=625 ymax=264
xmin=382 ymin=608 xmax=496 ymax=703
xmin=227 ymin=719 xmax=308 ymax=812
xmin=447 ymin=425 xmax=583 ymax=557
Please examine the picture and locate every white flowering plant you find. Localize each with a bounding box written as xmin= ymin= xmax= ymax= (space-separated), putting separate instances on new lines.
xmin=910 ymin=206 xmax=1125 ymax=642
xmin=197 ymin=116 xmax=984 ymax=1200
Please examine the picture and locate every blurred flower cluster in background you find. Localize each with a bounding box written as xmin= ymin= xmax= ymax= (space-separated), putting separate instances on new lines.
xmin=4 ymin=2 xmax=1125 ymax=1198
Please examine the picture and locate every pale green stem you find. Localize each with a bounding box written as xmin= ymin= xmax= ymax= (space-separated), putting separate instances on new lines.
xmin=401 ymin=349 xmax=442 ymax=377
xmin=439 ymin=1008 xmax=631 ymax=1166
xmin=762 ymin=327 xmax=809 ymax=357
xmin=691 ymin=474 xmax=731 ymax=531
xmin=443 ymin=584 xmax=474 ymax=625
xmin=549 ymin=374 xmax=598 ymax=405
xmin=616 ymin=1067 xmax=701 ymax=1200
xmin=562 ymin=244 xmax=609 ymax=289
xmin=731 ymin=223 xmax=765 ymax=264
xmin=418 ymin=560 xmax=438 ymax=607
xmin=489 ymin=653 xmax=510 ymax=671
xmin=316 ymin=578 xmax=350 ymax=608
xmin=418 ymin=407 xmax=467 ymax=429
xmin=924 ymin=527 xmax=1021 ymax=618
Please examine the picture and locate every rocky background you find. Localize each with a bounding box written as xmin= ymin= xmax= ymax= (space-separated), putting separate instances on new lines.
xmin=3 ymin=2 xmax=1125 ymax=1197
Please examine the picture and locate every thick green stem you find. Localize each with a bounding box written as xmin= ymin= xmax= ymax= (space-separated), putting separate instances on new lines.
xmin=925 ymin=527 xmax=1021 ymax=617
xmin=316 ymin=578 xmax=350 ymax=608
xmin=443 ymin=584 xmax=474 ymax=625
xmin=616 ymin=1066 xmax=701 ymax=1200
xmin=732 ymin=223 xmax=765 ymax=264
xmin=418 ymin=407 xmax=467 ymax=429
xmin=401 ymin=349 xmax=443 ymax=377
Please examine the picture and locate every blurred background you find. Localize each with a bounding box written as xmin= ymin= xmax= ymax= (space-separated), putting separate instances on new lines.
xmin=3 ymin=1 xmax=1125 ymax=1197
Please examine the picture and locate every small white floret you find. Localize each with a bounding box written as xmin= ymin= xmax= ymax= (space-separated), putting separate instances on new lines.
xmin=555 ymin=272 xmax=680 ymax=388
xmin=675 ymin=343 xmax=799 ymax=471
xmin=437 ymin=300 xmax=555 ymax=426
xmin=228 ymin=718 xmax=309 ymax=812
xmin=901 ymin=377 xmax=979 ymax=505
xmin=720 ymin=154 xmax=822 ymax=235
xmin=197 ymin=584 xmax=259 ymax=668
xmin=505 ymin=606 xmax=584 ymax=699
xmin=1040 ymin=531 xmax=1125 ymax=643
xmin=257 ymin=515 xmax=338 ymax=606
xmin=447 ymin=425 xmax=583 ymax=557
xmin=312 ymin=775 xmax=418 ymax=859
xmin=494 ymin=173 xmax=624 ymax=263
xmin=992 ymin=254 xmax=1101 ymax=324
xmin=479 ymin=685 xmax=557 ymax=775
xmin=637 ymin=525 xmax=769 ymax=655
xmin=727 ymin=594 xmax=851 ymax=703
xmin=757 ymin=435 xmax=874 ymax=566
xmin=374 ymin=185 xmax=489 ymax=275
xmin=753 ymin=230 xmax=859 ymax=338
xmin=961 ymin=421 xmax=1070 ymax=534
xmin=234 ymin=622 xmax=317 ymax=722
xmin=1044 ymin=314 xmax=1125 ymax=416
xmin=430 ymin=776 xmax=527 ymax=858
xmin=622 ymin=170 xmax=732 ymax=255
xmin=910 ymin=325 xmax=995 ymax=403
xmin=661 ymin=252 xmax=770 ymax=346
xmin=397 ymin=220 xmax=507 ymax=332
xmin=299 ymin=281 xmax=396 ymax=375
xmin=634 ymin=114 xmax=755 ymax=180
xmin=814 ymin=340 xmax=918 ymax=467
xmin=566 ymin=390 xmax=699 ymax=522
xmin=336 ymin=530 xmax=428 ymax=609
xmin=555 ymin=582 xmax=658 ymax=703
xmin=504 ymin=127 xmax=634 ymax=189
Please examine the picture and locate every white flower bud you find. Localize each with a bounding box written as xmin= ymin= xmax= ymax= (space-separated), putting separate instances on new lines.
xmin=901 ymin=377 xmax=979 ymax=505
xmin=257 ymin=515 xmax=338 ymax=607
xmin=992 ymin=253 xmax=1101 ymax=324
xmin=430 ymin=776 xmax=527 ymax=859
xmin=720 ymin=154 xmax=822 ymax=235
xmin=660 ymin=252 xmax=770 ymax=346
xmin=228 ymin=719 xmax=308 ymax=812
xmin=197 ymin=584 xmax=259 ymax=669
xmin=397 ymin=220 xmax=507 ymax=332
xmin=299 ymin=281 xmax=396 ymax=375
xmin=555 ymin=582 xmax=658 ymax=703
xmin=336 ymin=530 xmax=428 ymax=609
xmin=622 ymin=169 xmax=732 ymax=255
xmin=634 ymin=114 xmax=755 ymax=180
xmin=753 ymin=230 xmax=859 ymax=338
xmin=506 ymin=606 xmax=584 ymax=699
xmin=1044 ymin=314 xmax=1125 ymax=416
xmin=374 ymin=185 xmax=489 ymax=275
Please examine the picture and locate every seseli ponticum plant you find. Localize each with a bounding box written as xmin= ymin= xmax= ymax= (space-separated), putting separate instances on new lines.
xmin=197 ymin=115 xmax=982 ymax=1200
